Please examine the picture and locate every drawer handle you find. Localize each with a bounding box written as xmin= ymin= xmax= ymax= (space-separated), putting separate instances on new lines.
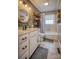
xmin=22 ymin=38 xmax=25 ymax=40
xmin=25 ymin=37 xmax=27 ymax=39
xmin=22 ymin=45 xmax=27 ymax=50
xmin=25 ymin=46 xmax=27 ymax=48
xmin=22 ymin=37 xmax=27 ymax=40
xmin=22 ymin=47 xmax=25 ymax=50
xmin=25 ymin=57 xmax=27 ymax=59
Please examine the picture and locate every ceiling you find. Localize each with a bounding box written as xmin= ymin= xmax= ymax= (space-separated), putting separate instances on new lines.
xmin=30 ymin=0 xmax=60 ymax=12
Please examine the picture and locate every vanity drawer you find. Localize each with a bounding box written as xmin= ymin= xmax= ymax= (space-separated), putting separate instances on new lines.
xmin=19 ymin=41 xmax=28 ymax=57
xmin=20 ymin=51 xmax=29 ymax=59
xmin=19 ymin=34 xmax=28 ymax=44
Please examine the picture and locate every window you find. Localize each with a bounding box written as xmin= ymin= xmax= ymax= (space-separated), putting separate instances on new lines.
xmin=45 ymin=14 xmax=55 ymax=24
xmin=45 ymin=20 xmax=54 ymax=24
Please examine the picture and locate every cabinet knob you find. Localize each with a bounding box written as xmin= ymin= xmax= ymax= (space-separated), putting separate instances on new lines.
xmin=22 ymin=47 xmax=25 ymax=50
xmin=22 ymin=45 xmax=27 ymax=50
xmin=25 ymin=57 xmax=27 ymax=59
xmin=22 ymin=38 xmax=25 ymax=40
xmin=25 ymin=45 xmax=27 ymax=48
xmin=25 ymin=37 xmax=27 ymax=39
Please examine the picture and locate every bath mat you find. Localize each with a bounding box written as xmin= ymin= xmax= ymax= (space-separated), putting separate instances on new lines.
xmin=30 ymin=47 xmax=48 ymax=59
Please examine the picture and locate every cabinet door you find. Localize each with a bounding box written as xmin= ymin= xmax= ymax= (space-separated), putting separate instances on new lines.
xmin=30 ymin=36 xmax=38 ymax=57
xmin=29 ymin=30 xmax=39 ymax=57
xmin=19 ymin=41 xmax=28 ymax=57
xmin=30 ymin=37 xmax=35 ymax=57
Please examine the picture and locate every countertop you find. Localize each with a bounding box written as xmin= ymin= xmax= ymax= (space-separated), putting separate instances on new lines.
xmin=18 ymin=28 xmax=39 ymax=36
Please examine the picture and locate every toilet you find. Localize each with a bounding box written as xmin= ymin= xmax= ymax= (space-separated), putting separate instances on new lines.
xmin=39 ymin=33 xmax=45 ymax=42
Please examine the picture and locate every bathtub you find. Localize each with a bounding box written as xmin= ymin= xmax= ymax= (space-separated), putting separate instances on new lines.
xmin=44 ymin=32 xmax=59 ymax=40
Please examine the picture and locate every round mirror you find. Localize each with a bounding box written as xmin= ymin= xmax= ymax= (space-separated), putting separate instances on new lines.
xmin=18 ymin=9 xmax=29 ymax=30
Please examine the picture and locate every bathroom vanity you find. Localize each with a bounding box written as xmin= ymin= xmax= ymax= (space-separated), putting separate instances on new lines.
xmin=18 ymin=4 xmax=40 ymax=59
xmin=18 ymin=28 xmax=39 ymax=59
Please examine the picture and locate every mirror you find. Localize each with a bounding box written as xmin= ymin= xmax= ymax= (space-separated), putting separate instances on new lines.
xmin=18 ymin=9 xmax=29 ymax=30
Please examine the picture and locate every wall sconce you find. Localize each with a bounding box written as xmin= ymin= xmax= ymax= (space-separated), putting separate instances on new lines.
xmin=19 ymin=1 xmax=22 ymax=4
xmin=25 ymin=4 xmax=27 ymax=7
xmin=29 ymin=7 xmax=31 ymax=10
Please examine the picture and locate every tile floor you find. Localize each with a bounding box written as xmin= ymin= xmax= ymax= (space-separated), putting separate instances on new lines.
xmin=40 ymin=40 xmax=61 ymax=59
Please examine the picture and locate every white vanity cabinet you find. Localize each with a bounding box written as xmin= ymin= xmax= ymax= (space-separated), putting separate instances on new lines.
xmin=18 ymin=33 xmax=29 ymax=59
xmin=29 ymin=30 xmax=39 ymax=57
xmin=18 ymin=28 xmax=39 ymax=59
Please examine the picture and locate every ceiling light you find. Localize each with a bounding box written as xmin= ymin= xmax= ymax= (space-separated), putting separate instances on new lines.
xmin=44 ymin=3 xmax=48 ymax=6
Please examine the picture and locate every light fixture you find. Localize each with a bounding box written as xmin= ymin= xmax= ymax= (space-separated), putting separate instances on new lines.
xmin=19 ymin=1 xmax=22 ymax=4
xmin=25 ymin=4 xmax=27 ymax=7
xmin=44 ymin=3 xmax=48 ymax=6
xmin=29 ymin=7 xmax=31 ymax=10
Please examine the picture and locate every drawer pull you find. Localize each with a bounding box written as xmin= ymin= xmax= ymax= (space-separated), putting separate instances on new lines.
xmin=22 ymin=45 xmax=27 ymax=50
xmin=22 ymin=47 xmax=25 ymax=50
xmin=22 ymin=37 xmax=27 ymax=40
xmin=25 ymin=37 xmax=27 ymax=39
xmin=22 ymin=38 xmax=25 ymax=40
xmin=25 ymin=46 xmax=27 ymax=48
